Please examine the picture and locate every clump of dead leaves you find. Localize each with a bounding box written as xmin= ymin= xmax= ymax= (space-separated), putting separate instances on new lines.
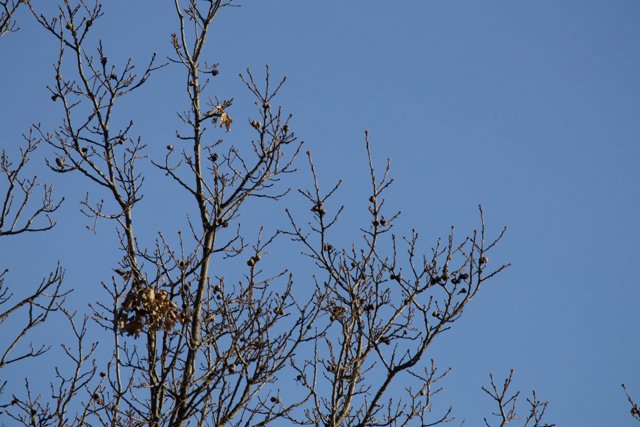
xmin=116 ymin=277 xmax=183 ymax=337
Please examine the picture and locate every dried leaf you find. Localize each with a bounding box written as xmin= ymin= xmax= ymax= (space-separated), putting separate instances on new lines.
xmin=220 ymin=111 xmax=232 ymax=132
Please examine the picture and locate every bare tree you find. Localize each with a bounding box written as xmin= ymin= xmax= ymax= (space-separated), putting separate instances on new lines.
xmin=1 ymin=1 xmax=557 ymax=426
xmin=480 ymin=370 xmax=553 ymax=427
xmin=0 ymin=131 xmax=66 ymax=400
xmin=280 ymin=137 xmax=510 ymax=426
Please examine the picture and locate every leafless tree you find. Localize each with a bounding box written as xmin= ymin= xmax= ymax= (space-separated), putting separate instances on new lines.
xmin=280 ymin=136 xmax=511 ymax=426
xmin=480 ymin=370 xmax=553 ymax=427
xmin=0 ymin=131 xmax=66 ymax=400
xmin=1 ymin=1 xmax=556 ymax=426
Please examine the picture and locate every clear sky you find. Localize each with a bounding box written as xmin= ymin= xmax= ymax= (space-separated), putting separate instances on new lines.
xmin=1 ymin=1 xmax=639 ymax=425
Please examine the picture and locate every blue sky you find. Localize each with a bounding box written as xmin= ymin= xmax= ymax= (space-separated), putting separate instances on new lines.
xmin=1 ymin=1 xmax=639 ymax=425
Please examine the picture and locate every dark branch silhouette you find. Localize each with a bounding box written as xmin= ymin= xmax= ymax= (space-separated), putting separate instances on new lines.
xmin=0 ymin=1 xmax=562 ymax=426
xmin=0 ymin=0 xmax=24 ymax=37
xmin=0 ymin=128 xmax=66 ymax=403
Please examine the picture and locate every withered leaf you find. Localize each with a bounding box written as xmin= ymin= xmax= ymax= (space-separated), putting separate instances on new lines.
xmin=220 ymin=111 xmax=232 ymax=132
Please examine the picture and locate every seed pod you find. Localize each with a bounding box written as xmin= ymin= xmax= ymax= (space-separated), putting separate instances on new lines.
xmin=480 ymin=256 xmax=488 ymax=264
xmin=247 ymin=258 xmax=255 ymax=267
xmin=283 ymin=124 xmax=289 ymax=132
xmin=51 ymin=94 xmax=58 ymax=102
xmin=167 ymin=144 xmax=174 ymax=151
xmin=251 ymin=120 xmax=261 ymax=129
xmin=212 ymin=69 xmax=219 ymax=76
xmin=100 ymin=57 xmax=107 ymax=66
xmin=55 ymin=157 xmax=65 ymax=168
xmin=369 ymin=195 xmax=377 ymax=203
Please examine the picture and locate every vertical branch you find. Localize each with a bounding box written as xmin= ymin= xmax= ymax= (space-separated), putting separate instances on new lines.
xmin=26 ymin=1 xmax=165 ymax=425
xmin=162 ymin=2 xmax=316 ymax=425
xmin=169 ymin=2 xmax=223 ymax=423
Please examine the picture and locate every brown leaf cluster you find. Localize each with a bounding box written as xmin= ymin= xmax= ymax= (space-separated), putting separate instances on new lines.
xmin=118 ymin=286 xmax=182 ymax=337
